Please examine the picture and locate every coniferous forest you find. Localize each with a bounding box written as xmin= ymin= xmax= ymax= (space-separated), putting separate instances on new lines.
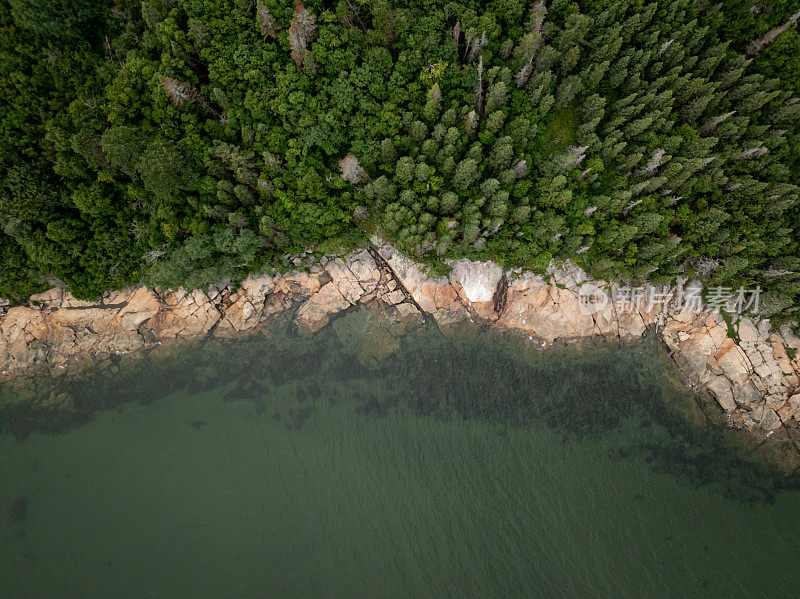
xmin=1 ymin=0 xmax=799 ymax=327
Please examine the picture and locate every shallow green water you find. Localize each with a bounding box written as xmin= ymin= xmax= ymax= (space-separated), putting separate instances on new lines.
xmin=1 ymin=309 xmax=800 ymax=598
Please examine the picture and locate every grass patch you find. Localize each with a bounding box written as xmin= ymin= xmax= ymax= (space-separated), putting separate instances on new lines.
xmin=719 ymin=309 xmax=740 ymax=344
xmin=533 ymin=107 xmax=580 ymax=158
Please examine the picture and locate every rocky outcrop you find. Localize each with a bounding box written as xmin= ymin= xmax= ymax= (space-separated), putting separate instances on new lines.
xmin=2 ymin=242 xmax=799 ymax=438
xmin=294 ymin=251 xmax=382 ymax=334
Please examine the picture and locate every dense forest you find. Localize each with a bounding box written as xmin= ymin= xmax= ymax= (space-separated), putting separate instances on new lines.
xmin=1 ymin=0 xmax=799 ymax=327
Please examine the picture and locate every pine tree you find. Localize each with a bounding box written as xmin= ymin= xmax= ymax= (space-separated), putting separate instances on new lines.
xmin=526 ymin=71 xmax=553 ymax=104
xmin=395 ymin=157 xmax=415 ymax=183
xmin=380 ymin=139 xmax=396 ymax=164
xmin=485 ymin=82 xmax=508 ymax=114
xmin=485 ymin=111 xmax=505 ymax=133
xmin=490 ymin=138 xmax=514 ymax=171
xmin=454 ymin=159 xmax=478 ymax=190
xmin=555 ymin=75 xmax=583 ymax=109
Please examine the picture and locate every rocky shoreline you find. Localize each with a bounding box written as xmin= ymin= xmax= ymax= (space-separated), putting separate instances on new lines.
xmin=1 ymin=240 xmax=799 ymax=441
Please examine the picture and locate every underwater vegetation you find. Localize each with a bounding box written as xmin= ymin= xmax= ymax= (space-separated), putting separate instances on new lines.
xmin=0 ymin=311 xmax=798 ymax=504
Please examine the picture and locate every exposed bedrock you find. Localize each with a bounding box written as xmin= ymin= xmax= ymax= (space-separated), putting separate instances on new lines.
xmin=1 ymin=241 xmax=798 ymax=437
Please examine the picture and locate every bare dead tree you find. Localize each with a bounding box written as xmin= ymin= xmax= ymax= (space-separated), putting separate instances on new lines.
xmin=466 ymin=31 xmax=488 ymax=63
xmin=746 ymin=9 xmax=800 ymax=56
xmin=289 ymin=2 xmax=317 ymax=66
xmin=738 ymin=146 xmax=769 ymax=160
xmin=634 ymin=148 xmax=666 ymax=177
xmin=700 ymin=110 xmax=736 ymax=134
xmin=160 ymin=76 xmax=220 ymax=119
xmin=527 ymin=0 xmax=547 ymax=34
xmin=160 ymin=76 xmax=198 ymax=109
xmin=339 ymin=154 xmax=367 ymax=184
xmin=256 ymin=1 xmax=277 ymax=39
xmin=687 ymin=256 xmax=721 ymax=280
xmin=465 ymin=110 xmax=478 ymax=137
xmin=474 ymin=57 xmax=484 ymax=114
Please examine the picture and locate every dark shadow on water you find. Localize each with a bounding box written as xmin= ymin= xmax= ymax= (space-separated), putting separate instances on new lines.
xmin=378 ymin=331 xmax=800 ymax=504
xmin=285 ymin=405 xmax=313 ymax=431
xmin=9 ymin=495 xmax=28 ymax=522
xmin=1 ymin=314 xmax=799 ymax=505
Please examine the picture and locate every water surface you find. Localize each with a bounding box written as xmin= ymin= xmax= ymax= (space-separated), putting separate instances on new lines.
xmin=1 ymin=309 xmax=799 ymax=598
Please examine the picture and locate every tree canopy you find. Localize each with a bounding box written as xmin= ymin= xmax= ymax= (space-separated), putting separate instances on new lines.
xmin=0 ymin=0 xmax=798 ymax=328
